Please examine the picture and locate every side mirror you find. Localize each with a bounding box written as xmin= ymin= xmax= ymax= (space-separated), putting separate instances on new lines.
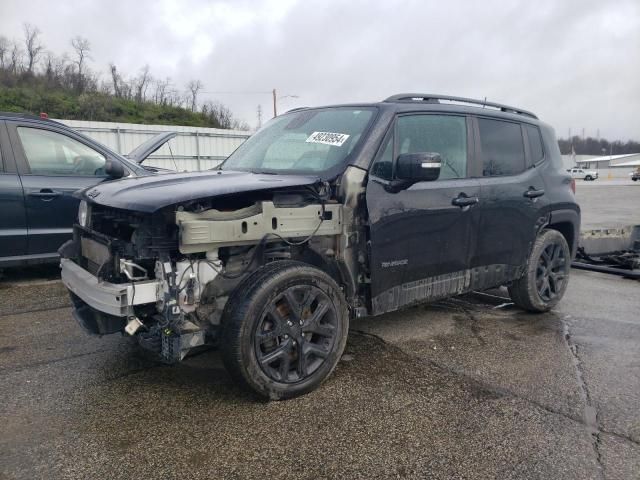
xmin=104 ymin=159 xmax=125 ymax=179
xmin=396 ymin=152 xmax=441 ymax=182
xmin=384 ymin=153 xmax=441 ymax=193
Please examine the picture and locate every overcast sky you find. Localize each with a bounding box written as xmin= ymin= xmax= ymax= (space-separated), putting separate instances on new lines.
xmin=1 ymin=0 xmax=638 ymax=139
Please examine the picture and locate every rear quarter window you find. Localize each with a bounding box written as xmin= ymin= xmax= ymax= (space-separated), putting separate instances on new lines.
xmin=478 ymin=118 xmax=526 ymax=176
xmin=524 ymin=124 xmax=544 ymax=164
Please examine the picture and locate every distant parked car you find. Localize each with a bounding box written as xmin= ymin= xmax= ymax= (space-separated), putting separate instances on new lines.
xmin=629 ymin=168 xmax=640 ymax=181
xmin=568 ymin=167 xmax=598 ymax=181
xmin=0 ymin=112 xmax=176 ymax=268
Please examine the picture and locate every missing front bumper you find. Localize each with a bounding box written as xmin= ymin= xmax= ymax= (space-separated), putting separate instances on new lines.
xmin=60 ymin=258 xmax=161 ymax=317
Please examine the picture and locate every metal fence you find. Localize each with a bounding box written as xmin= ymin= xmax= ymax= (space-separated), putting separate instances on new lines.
xmin=56 ymin=119 xmax=252 ymax=171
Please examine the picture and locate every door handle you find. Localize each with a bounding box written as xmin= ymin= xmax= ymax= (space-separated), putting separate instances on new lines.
xmin=451 ymin=194 xmax=479 ymax=208
xmin=523 ymin=188 xmax=545 ymax=199
xmin=29 ymin=189 xmax=62 ymax=200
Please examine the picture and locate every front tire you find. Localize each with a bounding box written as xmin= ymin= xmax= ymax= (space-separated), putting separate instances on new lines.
xmin=220 ymin=261 xmax=349 ymax=400
xmin=585 ymin=175 xmax=593 ymax=181
xmin=508 ymin=229 xmax=571 ymax=313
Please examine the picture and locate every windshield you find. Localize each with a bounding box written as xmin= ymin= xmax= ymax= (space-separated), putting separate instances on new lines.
xmin=220 ymin=107 xmax=376 ymax=174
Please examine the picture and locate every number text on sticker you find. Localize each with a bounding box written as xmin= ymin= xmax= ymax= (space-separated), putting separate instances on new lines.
xmin=306 ymin=131 xmax=350 ymax=147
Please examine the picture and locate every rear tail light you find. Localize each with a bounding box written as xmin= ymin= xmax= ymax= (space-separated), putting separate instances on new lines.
xmin=570 ymin=178 xmax=576 ymax=194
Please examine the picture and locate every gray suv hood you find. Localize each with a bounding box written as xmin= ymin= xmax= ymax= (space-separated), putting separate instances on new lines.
xmin=126 ymin=132 xmax=177 ymax=163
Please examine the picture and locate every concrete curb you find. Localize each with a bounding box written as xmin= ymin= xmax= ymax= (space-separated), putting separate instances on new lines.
xmin=579 ymin=225 xmax=639 ymax=255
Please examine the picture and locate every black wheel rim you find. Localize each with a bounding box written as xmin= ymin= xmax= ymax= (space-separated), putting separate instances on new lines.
xmin=254 ymin=285 xmax=338 ymax=384
xmin=536 ymin=242 xmax=567 ymax=302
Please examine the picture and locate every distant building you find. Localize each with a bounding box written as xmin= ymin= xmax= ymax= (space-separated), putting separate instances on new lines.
xmin=560 ymin=153 xmax=640 ymax=178
xmin=576 ymin=153 xmax=640 ymax=169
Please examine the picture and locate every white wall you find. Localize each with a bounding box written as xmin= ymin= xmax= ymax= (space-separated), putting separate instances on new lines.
xmin=56 ymin=119 xmax=252 ymax=171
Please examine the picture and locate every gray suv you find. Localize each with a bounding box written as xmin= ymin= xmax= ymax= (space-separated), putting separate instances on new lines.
xmin=0 ymin=112 xmax=174 ymax=268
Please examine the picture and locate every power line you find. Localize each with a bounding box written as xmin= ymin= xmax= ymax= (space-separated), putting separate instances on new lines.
xmin=200 ymin=91 xmax=271 ymax=95
xmin=200 ymin=88 xmax=300 ymax=118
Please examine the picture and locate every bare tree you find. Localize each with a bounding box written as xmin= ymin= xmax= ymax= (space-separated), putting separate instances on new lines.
xmin=46 ymin=52 xmax=70 ymax=87
xmin=9 ymin=43 xmax=24 ymax=75
xmin=134 ymin=64 xmax=151 ymax=103
xmin=153 ymin=77 xmax=171 ymax=105
xmin=201 ymin=100 xmax=247 ymax=129
xmin=98 ymin=79 xmax=112 ymax=94
xmin=23 ymin=23 xmax=44 ymax=74
xmin=125 ymin=77 xmax=138 ymax=100
xmin=109 ymin=63 xmax=122 ymax=97
xmin=187 ymin=79 xmax=204 ymax=112
xmin=44 ymin=51 xmax=55 ymax=82
xmin=70 ymin=36 xmax=91 ymax=91
xmin=0 ymin=36 xmax=9 ymax=69
xmin=165 ymin=88 xmax=185 ymax=108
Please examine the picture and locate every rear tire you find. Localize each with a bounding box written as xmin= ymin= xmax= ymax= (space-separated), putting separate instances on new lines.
xmin=508 ymin=229 xmax=571 ymax=313
xmin=220 ymin=261 xmax=349 ymax=400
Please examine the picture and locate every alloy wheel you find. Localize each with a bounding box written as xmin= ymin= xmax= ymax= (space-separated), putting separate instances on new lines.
xmin=536 ymin=242 xmax=567 ymax=302
xmin=254 ymin=285 xmax=338 ymax=383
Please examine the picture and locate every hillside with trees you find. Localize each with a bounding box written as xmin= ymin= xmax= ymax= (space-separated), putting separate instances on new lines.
xmin=0 ymin=24 xmax=247 ymax=129
xmin=557 ymin=136 xmax=640 ymax=156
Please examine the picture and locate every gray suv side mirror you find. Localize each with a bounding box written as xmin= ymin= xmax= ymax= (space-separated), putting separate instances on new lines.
xmin=105 ymin=159 xmax=126 ymax=179
xmin=384 ymin=152 xmax=441 ymax=193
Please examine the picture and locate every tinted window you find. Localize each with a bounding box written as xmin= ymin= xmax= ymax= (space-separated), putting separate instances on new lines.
xmin=478 ymin=118 xmax=525 ymax=176
xmin=17 ymin=127 xmax=106 ymax=176
xmin=524 ymin=124 xmax=544 ymax=163
xmin=397 ymin=115 xmax=467 ymax=179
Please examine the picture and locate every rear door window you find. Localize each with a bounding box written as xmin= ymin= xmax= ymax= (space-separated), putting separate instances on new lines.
xmin=478 ymin=118 xmax=526 ymax=176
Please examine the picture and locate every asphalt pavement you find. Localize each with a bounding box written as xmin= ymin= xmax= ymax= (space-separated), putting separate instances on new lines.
xmin=0 ymin=181 xmax=638 ymax=479
xmin=575 ymin=179 xmax=640 ymax=230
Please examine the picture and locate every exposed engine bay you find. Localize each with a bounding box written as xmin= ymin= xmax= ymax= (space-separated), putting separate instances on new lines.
xmin=60 ymin=168 xmax=367 ymax=363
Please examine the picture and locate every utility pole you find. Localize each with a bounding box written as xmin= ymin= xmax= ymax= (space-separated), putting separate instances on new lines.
xmin=271 ymin=89 xmax=298 ymax=118
xmin=257 ymin=105 xmax=263 ymax=129
xmin=272 ymin=88 xmax=277 ymax=117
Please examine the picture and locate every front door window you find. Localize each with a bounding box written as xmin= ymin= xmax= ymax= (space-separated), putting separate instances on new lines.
xmin=396 ymin=115 xmax=468 ymax=180
xmin=17 ymin=127 xmax=106 ymax=176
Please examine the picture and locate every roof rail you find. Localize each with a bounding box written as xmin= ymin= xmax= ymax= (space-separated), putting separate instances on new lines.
xmin=0 ymin=111 xmax=57 ymax=122
xmin=383 ymin=94 xmax=538 ymax=119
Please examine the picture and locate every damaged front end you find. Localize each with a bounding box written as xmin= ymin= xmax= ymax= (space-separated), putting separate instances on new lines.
xmin=60 ymin=171 xmax=366 ymax=363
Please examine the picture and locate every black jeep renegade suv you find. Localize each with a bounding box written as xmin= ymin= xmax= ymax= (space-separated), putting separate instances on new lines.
xmin=60 ymin=94 xmax=580 ymax=399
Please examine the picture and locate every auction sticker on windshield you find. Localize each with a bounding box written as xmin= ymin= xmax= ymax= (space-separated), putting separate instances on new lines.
xmin=306 ymin=131 xmax=350 ymax=147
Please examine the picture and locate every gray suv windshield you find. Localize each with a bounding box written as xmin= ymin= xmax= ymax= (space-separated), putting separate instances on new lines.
xmin=221 ymin=107 xmax=375 ymax=174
